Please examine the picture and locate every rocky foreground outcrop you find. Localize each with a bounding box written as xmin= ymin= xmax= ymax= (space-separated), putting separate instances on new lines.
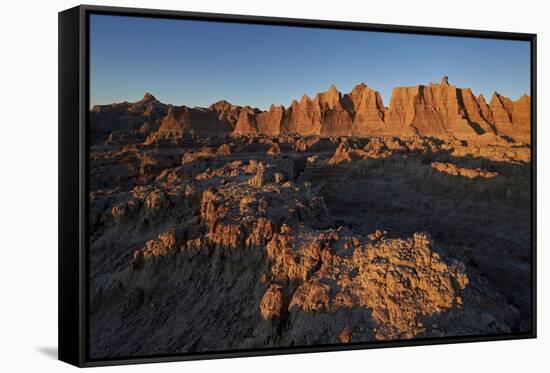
xmin=88 ymin=133 xmax=531 ymax=358
xmin=90 ymin=77 xmax=530 ymax=144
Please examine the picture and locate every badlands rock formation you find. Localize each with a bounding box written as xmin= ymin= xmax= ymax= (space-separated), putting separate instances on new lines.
xmin=88 ymin=79 xmax=532 ymax=358
xmin=90 ymin=77 xmax=530 ymax=144
xmin=90 ymin=92 xmax=168 ymax=144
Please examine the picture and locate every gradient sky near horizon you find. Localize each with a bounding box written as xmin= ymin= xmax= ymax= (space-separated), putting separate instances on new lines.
xmin=90 ymin=14 xmax=530 ymax=110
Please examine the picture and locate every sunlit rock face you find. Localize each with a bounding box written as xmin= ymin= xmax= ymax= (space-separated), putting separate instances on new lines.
xmin=90 ymin=77 xmax=530 ymax=144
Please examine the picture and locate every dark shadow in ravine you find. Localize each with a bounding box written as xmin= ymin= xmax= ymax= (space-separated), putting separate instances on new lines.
xmin=315 ymin=147 xmax=531 ymax=328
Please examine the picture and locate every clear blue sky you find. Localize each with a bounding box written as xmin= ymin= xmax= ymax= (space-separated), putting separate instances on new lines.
xmin=90 ymin=14 xmax=530 ymax=110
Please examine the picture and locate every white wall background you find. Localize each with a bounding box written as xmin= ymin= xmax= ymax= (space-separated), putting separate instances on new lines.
xmin=0 ymin=0 xmax=547 ymax=370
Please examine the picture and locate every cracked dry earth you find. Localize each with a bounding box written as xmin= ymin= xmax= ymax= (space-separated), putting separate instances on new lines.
xmin=88 ymin=134 xmax=532 ymax=358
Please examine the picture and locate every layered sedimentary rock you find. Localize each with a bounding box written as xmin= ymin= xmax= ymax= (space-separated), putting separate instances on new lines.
xmin=90 ymin=93 xmax=168 ymax=144
xmin=283 ymin=95 xmax=323 ymax=135
xmin=385 ymin=76 xmax=497 ymax=138
xmin=209 ymin=100 xmax=242 ymax=129
xmin=146 ymin=105 xmax=233 ymax=142
xmin=489 ymin=93 xmax=531 ymax=140
xmin=226 ymin=77 xmax=528 ymax=140
xmin=345 ymin=83 xmax=386 ymax=134
xmin=233 ymin=107 xmax=260 ymax=135
xmin=314 ymin=84 xmax=354 ymax=135
xmin=282 ymin=85 xmax=354 ymax=135
xmin=256 ymin=105 xmax=286 ymax=135
xmin=90 ymin=77 xmax=531 ymax=146
xmin=458 ymin=88 xmax=495 ymax=134
xmin=490 ymin=93 xmax=516 ymax=136
xmin=512 ymin=95 xmax=531 ymax=128
xmin=477 ymin=94 xmax=494 ymax=124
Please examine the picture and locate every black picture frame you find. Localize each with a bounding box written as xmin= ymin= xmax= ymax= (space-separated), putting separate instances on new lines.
xmin=58 ymin=4 xmax=537 ymax=367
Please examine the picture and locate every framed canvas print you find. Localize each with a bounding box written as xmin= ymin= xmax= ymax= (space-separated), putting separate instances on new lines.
xmin=58 ymin=5 xmax=537 ymax=367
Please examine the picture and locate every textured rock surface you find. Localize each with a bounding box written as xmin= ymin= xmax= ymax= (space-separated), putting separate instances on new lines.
xmin=87 ymin=78 xmax=531 ymax=357
xmin=346 ymin=83 xmax=386 ymax=134
xmin=88 ymin=126 xmax=531 ymax=358
xmin=512 ymin=95 xmax=531 ymax=128
xmin=147 ymin=105 xmax=233 ymax=141
xmin=90 ymin=93 xmax=168 ymax=144
xmin=385 ymin=77 xmax=490 ymax=138
xmin=233 ymin=107 xmax=260 ymax=135
xmin=257 ymin=105 xmax=286 ymax=135
xmin=209 ymin=100 xmax=242 ymax=129
xmin=431 ymin=162 xmax=498 ymax=179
